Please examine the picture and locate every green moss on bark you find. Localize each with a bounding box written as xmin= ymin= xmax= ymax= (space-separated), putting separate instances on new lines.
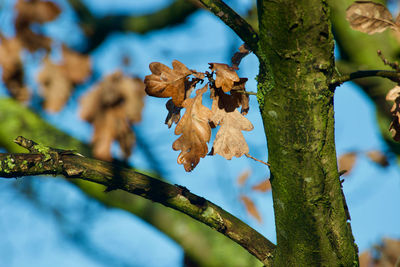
xmin=256 ymin=0 xmax=358 ymax=265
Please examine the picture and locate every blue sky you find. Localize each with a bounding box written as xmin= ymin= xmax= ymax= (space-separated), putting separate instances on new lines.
xmin=0 ymin=0 xmax=399 ymax=266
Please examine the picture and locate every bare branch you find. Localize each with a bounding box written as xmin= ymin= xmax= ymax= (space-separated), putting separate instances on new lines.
xmin=0 ymin=136 xmax=276 ymax=266
xmin=331 ymin=70 xmax=400 ymax=88
xmin=197 ymin=0 xmax=259 ymax=55
xmin=67 ymin=0 xmax=199 ymax=52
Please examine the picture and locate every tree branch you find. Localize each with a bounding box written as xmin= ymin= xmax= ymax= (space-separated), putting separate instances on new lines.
xmin=331 ymin=70 xmax=400 ymax=87
xmin=0 ymin=136 xmax=276 ymax=266
xmin=67 ymin=0 xmax=199 ymax=52
xmin=0 ymin=97 xmax=264 ymax=266
xmin=197 ymin=0 xmax=259 ymax=55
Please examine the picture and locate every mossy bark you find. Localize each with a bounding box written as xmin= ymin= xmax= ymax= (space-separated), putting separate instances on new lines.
xmin=256 ymin=1 xmax=358 ymax=265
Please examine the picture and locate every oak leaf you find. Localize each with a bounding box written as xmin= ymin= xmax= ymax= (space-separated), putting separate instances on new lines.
xmin=0 ymin=36 xmax=30 ymax=102
xmin=346 ymin=1 xmax=396 ymax=35
xmin=240 ymin=195 xmax=262 ymax=223
xmin=172 ymin=86 xmax=212 ymax=172
xmin=144 ymin=60 xmax=193 ymax=107
xmin=209 ymin=63 xmax=240 ymax=92
xmin=80 ymin=72 xmax=145 ymax=160
xmin=210 ymin=91 xmax=253 ymax=160
xmin=338 ymin=152 xmax=357 ymax=176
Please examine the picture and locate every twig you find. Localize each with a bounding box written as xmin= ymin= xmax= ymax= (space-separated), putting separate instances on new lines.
xmin=377 ymin=50 xmax=400 ymax=71
xmin=330 ymin=70 xmax=400 ymax=87
xmin=197 ymin=0 xmax=259 ymax=55
xmin=245 ymin=153 xmax=270 ymax=166
xmin=0 ymin=136 xmax=275 ymax=266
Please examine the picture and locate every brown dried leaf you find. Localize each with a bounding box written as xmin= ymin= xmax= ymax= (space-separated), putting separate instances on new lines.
xmin=15 ymin=0 xmax=61 ymax=24
xmin=346 ymin=1 xmax=395 ymax=35
xmin=240 ymin=195 xmax=262 ymax=223
xmin=38 ymin=58 xmax=72 ymax=112
xmin=381 ymin=238 xmax=400 ymax=264
xmin=386 ymin=86 xmax=400 ymax=102
xmin=0 ymin=37 xmax=30 ymax=102
xmin=237 ymin=169 xmax=251 ymax=186
xmin=210 ymin=91 xmax=254 ymax=160
xmin=366 ymin=150 xmax=389 ymax=167
xmin=231 ymin=44 xmax=250 ymax=68
xmin=144 ymin=60 xmax=192 ymax=107
xmin=17 ymin=28 xmax=52 ymax=52
xmin=80 ymin=72 xmax=145 ymax=160
xmin=61 ymin=45 xmax=91 ymax=84
xmin=209 ymin=63 xmax=240 ymax=92
xmin=387 ymin=86 xmax=400 ymax=141
xmin=251 ymin=179 xmax=271 ymax=192
xmin=231 ymin=78 xmax=250 ymax=115
xmin=165 ymin=99 xmax=182 ymax=128
xmin=15 ymin=0 xmax=60 ymax=51
xmin=338 ymin=152 xmax=357 ymax=176
xmin=172 ymin=86 xmax=212 ymax=172
xmin=358 ymin=251 xmax=372 ymax=267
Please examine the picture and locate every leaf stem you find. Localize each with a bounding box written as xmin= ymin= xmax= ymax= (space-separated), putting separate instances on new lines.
xmin=245 ymin=153 xmax=270 ymax=166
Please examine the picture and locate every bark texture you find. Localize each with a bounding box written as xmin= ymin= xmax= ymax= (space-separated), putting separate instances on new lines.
xmin=256 ymin=0 xmax=358 ymax=265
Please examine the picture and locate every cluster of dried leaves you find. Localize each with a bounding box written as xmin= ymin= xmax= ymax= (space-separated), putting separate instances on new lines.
xmin=0 ymin=0 xmax=59 ymax=101
xmin=80 ymin=71 xmax=145 ymax=161
xmin=0 ymin=0 xmax=91 ymax=111
xmin=359 ymin=238 xmax=400 ymax=267
xmin=236 ymin=169 xmax=271 ymax=223
xmin=144 ymin=45 xmax=254 ymax=171
xmin=338 ymin=150 xmax=389 ymax=176
xmin=346 ymin=1 xmax=400 ymax=35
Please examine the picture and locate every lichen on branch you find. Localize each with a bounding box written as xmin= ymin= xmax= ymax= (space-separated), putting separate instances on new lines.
xmin=0 ymin=136 xmax=276 ymax=266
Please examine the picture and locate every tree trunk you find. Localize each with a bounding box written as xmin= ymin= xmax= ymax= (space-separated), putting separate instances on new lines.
xmin=256 ymin=0 xmax=358 ymax=265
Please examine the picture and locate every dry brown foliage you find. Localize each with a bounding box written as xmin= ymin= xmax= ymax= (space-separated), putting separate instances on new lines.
xmin=209 ymin=63 xmax=240 ymax=93
xmin=365 ymin=150 xmax=389 ymax=167
xmin=80 ymin=71 xmax=145 ymax=161
xmin=386 ymin=86 xmax=400 ymax=141
xmin=237 ymin=169 xmax=251 ymax=186
xmin=15 ymin=0 xmax=61 ymax=51
xmin=144 ymin=45 xmax=255 ymax=171
xmin=209 ymin=89 xmax=253 ymax=160
xmin=360 ymin=238 xmax=400 ymax=267
xmin=38 ymin=47 xmax=91 ymax=112
xmin=338 ymin=152 xmax=357 ymax=176
xmin=0 ymin=36 xmax=29 ymax=102
xmin=346 ymin=1 xmax=399 ymax=35
xmin=144 ymin=60 xmax=194 ymax=107
xmin=172 ymin=86 xmax=212 ymax=171
xmin=251 ymin=179 xmax=271 ymax=192
xmin=240 ymin=195 xmax=262 ymax=223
